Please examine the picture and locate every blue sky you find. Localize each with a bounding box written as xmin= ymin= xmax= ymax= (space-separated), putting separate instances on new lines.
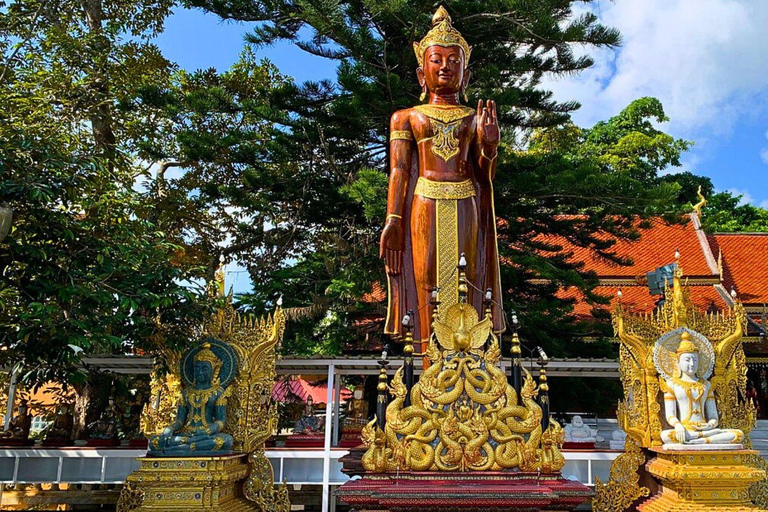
xmin=156 ymin=8 xmax=336 ymax=83
xmin=155 ymin=2 xmax=768 ymax=291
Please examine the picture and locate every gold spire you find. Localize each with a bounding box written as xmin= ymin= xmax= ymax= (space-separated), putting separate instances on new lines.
xmin=692 ymin=185 xmax=707 ymax=217
xmin=413 ymin=6 xmax=471 ymax=69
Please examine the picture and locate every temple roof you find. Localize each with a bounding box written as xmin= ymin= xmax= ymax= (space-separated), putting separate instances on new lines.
xmin=708 ymin=233 xmax=768 ymax=307
xmin=537 ymin=215 xmax=718 ymax=280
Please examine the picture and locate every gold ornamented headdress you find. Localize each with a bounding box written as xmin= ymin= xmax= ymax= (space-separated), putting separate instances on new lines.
xmin=194 ymin=342 xmax=223 ymax=382
xmin=675 ymin=333 xmax=699 ymax=355
xmin=413 ymin=6 xmax=471 ymax=69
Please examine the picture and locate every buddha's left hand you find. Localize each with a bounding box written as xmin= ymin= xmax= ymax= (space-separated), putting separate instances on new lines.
xmin=476 ymin=99 xmax=500 ymax=157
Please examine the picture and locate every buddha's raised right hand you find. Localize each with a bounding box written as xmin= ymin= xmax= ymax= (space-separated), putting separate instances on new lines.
xmin=380 ymin=218 xmax=404 ymax=275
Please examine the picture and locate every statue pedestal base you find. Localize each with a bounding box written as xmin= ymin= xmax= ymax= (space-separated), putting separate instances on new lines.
xmin=339 ymin=429 xmax=364 ymax=448
xmin=562 ymin=441 xmax=595 ymax=449
xmin=336 ymin=471 xmax=591 ymax=512
xmin=0 ymin=439 xmax=33 ymax=446
xmin=118 ymin=453 xmax=259 ymax=511
xmin=284 ymin=434 xmax=324 ymax=448
xmin=639 ymin=447 xmax=767 ymax=512
xmin=41 ymin=438 xmax=73 ymax=447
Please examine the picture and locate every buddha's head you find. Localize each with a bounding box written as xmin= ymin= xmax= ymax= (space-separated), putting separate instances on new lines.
xmin=354 ymin=388 xmax=364 ymax=400
xmin=572 ymin=415 xmax=584 ymax=428
xmin=676 ymin=332 xmax=700 ymax=378
xmin=414 ymin=7 xmax=471 ymax=98
xmin=193 ymin=343 xmax=222 ymax=387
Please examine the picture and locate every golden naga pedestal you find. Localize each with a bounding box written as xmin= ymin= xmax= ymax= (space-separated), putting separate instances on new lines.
xmin=118 ymin=299 xmax=289 ymax=512
xmin=361 ymin=299 xmax=563 ymax=474
xmin=593 ymin=260 xmax=768 ymax=511
xmin=338 ymin=265 xmax=591 ymax=511
xmin=639 ymin=448 xmax=765 ymax=512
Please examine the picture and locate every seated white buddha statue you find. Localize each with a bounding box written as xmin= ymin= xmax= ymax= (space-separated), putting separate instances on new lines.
xmin=660 ymin=332 xmax=743 ymax=449
xmin=564 ymin=415 xmax=602 ymax=444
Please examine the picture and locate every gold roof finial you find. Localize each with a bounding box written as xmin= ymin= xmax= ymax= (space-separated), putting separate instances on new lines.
xmin=692 ymin=185 xmax=707 ymax=217
xmin=413 ymin=6 xmax=472 ymax=69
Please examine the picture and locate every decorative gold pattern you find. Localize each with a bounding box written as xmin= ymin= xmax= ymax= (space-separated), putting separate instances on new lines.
xmin=436 ymin=197 xmax=458 ymax=320
xmin=693 ymin=185 xmax=707 ymax=217
xmin=243 ymin=451 xmax=290 ymax=512
xmin=362 ymin=300 xmax=564 ymax=473
xmin=413 ymin=7 xmax=472 ymax=69
xmin=390 ymin=130 xmax=413 ymax=141
xmin=119 ymin=454 xmax=254 ymax=511
xmin=639 ymin=448 xmax=766 ymax=511
xmin=749 ymin=453 xmax=768 ymax=508
xmin=140 ymin=350 xmax=183 ymax=437
xmin=432 ymin=303 xmax=492 ymax=357
xmin=593 ymin=439 xmax=650 ymax=512
xmin=414 ymin=104 xmax=474 ymax=124
xmin=116 ymin=483 xmax=145 ymax=512
xmin=427 ymin=118 xmax=461 ymax=161
xmin=414 ymin=178 xmax=475 ymax=200
xmin=593 ymin=263 xmax=768 ymax=511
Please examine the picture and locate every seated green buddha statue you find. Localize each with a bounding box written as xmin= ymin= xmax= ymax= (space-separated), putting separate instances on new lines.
xmin=149 ymin=341 xmax=236 ymax=456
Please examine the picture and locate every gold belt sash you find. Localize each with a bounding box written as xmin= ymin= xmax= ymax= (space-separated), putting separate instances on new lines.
xmin=414 ymin=178 xmax=475 ymax=200
xmin=413 ymin=178 xmax=475 ymax=320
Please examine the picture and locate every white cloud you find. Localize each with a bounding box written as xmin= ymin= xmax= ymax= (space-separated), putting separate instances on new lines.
xmin=546 ymin=0 xmax=768 ymax=137
xmin=725 ymin=188 xmax=753 ymax=205
xmin=760 ymin=148 xmax=768 ymax=165
xmin=760 ymin=200 xmax=768 ymax=210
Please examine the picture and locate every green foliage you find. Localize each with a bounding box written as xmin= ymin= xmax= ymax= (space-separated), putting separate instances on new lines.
xmin=0 ymin=97 xmax=211 ymax=385
xmin=128 ymin=47 xmax=297 ymax=280
xmin=701 ymin=192 xmax=768 ymax=232
xmin=494 ymin=98 xmax=690 ymax=353
xmin=0 ymin=0 xmax=213 ymax=386
xmin=340 ymin=168 xmax=388 ymax=222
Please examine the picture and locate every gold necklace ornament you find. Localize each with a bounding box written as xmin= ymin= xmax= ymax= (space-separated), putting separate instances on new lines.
xmin=414 ymin=105 xmax=474 ymax=162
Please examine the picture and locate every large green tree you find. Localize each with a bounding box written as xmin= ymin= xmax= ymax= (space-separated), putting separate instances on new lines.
xmin=0 ymin=0 xmax=214 ymax=392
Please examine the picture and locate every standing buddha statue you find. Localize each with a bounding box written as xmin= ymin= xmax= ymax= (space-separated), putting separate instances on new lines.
xmin=379 ymin=6 xmax=505 ymax=350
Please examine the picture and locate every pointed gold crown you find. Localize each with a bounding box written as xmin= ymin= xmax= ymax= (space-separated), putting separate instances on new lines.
xmin=194 ymin=342 xmax=223 ymax=381
xmin=413 ymin=6 xmax=471 ymax=69
xmin=676 ymin=332 xmax=699 ymax=355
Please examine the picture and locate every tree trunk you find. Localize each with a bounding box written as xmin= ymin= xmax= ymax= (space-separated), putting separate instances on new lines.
xmin=81 ymin=0 xmax=117 ymax=172
xmin=72 ymin=372 xmax=113 ymax=439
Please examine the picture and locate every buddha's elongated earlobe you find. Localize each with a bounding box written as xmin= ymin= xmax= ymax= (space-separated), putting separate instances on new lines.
xmin=420 ymin=86 xmax=427 ymax=102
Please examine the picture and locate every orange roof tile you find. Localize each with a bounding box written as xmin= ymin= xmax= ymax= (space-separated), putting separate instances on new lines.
xmin=558 ymin=284 xmax=728 ymax=320
xmin=709 ymin=233 xmax=768 ymax=305
xmin=537 ymin=216 xmax=716 ymax=278
xmin=362 ymin=281 xmax=386 ymax=303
